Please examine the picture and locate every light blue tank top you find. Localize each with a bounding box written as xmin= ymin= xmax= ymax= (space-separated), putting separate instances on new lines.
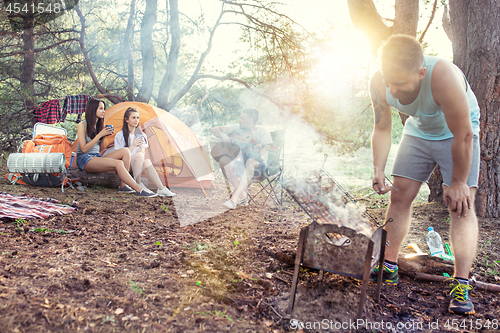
xmin=385 ymin=55 xmax=480 ymax=140
xmin=76 ymin=120 xmax=101 ymax=155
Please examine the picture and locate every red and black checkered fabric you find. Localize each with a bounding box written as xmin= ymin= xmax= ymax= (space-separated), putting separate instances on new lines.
xmin=33 ymin=99 xmax=61 ymax=124
xmin=61 ymin=95 xmax=92 ymax=122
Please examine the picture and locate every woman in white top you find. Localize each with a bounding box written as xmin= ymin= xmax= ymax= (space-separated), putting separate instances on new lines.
xmin=114 ymin=107 xmax=175 ymax=197
xmin=76 ymin=99 xmax=157 ymax=197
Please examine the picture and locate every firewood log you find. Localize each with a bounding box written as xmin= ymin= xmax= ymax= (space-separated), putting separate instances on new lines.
xmin=67 ymin=167 xmax=120 ymax=188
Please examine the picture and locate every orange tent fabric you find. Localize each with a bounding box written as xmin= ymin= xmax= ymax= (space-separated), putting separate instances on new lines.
xmin=103 ymin=102 xmax=214 ymax=189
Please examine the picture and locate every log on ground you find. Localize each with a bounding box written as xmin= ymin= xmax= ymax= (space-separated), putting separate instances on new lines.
xmin=67 ymin=168 xmax=120 ymax=188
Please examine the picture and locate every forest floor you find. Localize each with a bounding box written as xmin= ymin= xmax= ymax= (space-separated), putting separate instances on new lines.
xmin=1 ymin=163 xmax=500 ymax=333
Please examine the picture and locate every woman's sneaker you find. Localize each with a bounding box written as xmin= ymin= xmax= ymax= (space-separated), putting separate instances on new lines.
xmin=118 ymin=185 xmax=135 ymax=193
xmin=157 ymin=187 xmax=176 ymax=197
xmin=448 ymin=278 xmax=475 ymax=315
xmin=135 ymin=189 xmax=158 ymax=198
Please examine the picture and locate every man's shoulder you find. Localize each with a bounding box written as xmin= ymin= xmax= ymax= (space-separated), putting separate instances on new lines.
xmin=255 ymin=125 xmax=269 ymax=131
xmin=254 ymin=126 xmax=271 ymax=135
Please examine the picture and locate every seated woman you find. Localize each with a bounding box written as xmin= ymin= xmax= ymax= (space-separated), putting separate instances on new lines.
xmin=114 ymin=107 xmax=175 ymax=197
xmin=76 ymin=98 xmax=157 ymax=197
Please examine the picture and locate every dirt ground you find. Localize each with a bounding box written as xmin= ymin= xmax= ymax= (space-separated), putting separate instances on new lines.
xmin=1 ymin=163 xmax=500 ymax=333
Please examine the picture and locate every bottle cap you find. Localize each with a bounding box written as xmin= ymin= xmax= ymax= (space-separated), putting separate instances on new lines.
xmin=428 ymin=227 xmax=434 ymax=231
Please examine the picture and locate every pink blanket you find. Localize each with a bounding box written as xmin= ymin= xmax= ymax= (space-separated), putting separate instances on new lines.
xmin=0 ymin=192 xmax=75 ymax=220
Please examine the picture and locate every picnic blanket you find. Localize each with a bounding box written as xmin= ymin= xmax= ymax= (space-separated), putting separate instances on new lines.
xmin=0 ymin=192 xmax=75 ymax=220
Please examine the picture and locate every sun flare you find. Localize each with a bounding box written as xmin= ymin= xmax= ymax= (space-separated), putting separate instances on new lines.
xmin=312 ymin=27 xmax=375 ymax=96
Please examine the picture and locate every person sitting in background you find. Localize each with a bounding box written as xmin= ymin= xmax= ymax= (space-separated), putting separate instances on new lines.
xmin=211 ymin=107 xmax=272 ymax=209
xmin=114 ymin=107 xmax=176 ymax=197
xmin=76 ymin=99 xmax=157 ymax=198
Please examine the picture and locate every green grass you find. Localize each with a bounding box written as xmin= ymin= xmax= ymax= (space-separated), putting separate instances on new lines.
xmin=129 ymin=280 xmax=145 ymax=294
xmin=328 ymin=144 xmax=430 ymax=202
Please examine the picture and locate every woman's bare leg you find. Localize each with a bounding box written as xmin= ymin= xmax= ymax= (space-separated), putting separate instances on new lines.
xmin=104 ymin=148 xmax=132 ymax=170
xmin=130 ymin=153 xmax=145 ymax=183
xmin=84 ymin=157 xmax=141 ymax=192
xmin=142 ymin=159 xmax=167 ymax=190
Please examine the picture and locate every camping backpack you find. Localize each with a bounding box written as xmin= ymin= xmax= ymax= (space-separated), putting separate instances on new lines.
xmin=6 ymin=134 xmax=75 ymax=191
xmin=22 ymin=133 xmax=72 ymax=168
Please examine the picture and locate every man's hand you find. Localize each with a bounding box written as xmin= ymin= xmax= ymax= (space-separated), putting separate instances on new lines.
xmin=372 ymin=174 xmax=391 ymax=194
xmin=443 ymin=182 xmax=471 ymax=218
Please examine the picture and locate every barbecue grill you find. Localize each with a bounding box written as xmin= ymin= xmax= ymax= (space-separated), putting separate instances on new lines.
xmin=285 ymin=155 xmax=387 ymax=319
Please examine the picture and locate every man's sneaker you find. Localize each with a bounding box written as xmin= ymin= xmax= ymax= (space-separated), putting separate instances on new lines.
xmin=448 ymin=278 xmax=475 ymax=315
xmin=370 ymin=264 xmax=399 ymax=285
xmin=238 ymin=197 xmax=249 ymax=206
xmin=135 ymin=189 xmax=158 ymax=198
xmin=157 ymin=187 xmax=176 ymax=197
xmin=118 ymin=185 xmax=135 ymax=193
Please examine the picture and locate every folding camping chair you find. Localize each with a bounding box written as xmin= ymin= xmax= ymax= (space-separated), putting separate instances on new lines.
xmin=247 ymin=129 xmax=285 ymax=206
xmin=33 ymin=123 xmax=67 ymax=138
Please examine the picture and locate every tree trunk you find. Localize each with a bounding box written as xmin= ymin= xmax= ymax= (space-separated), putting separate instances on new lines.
xmin=124 ymin=0 xmax=137 ymax=101
xmin=393 ymin=0 xmax=418 ymax=36
xmin=136 ymin=0 xmax=157 ymax=103
xmin=67 ymin=168 xmax=121 ymax=188
xmin=20 ymin=23 xmax=36 ymax=118
xmin=449 ymin=0 xmax=500 ymax=217
xmin=427 ymin=166 xmax=444 ymax=203
xmin=157 ymin=0 xmax=180 ymax=110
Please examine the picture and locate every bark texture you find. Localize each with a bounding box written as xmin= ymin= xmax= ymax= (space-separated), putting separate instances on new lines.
xmin=449 ymin=0 xmax=500 ymax=217
xmin=68 ymin=168 xmax=120 ymax=189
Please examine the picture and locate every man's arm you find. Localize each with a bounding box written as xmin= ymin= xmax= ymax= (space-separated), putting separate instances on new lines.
xmin=255 ymin=128 xmax=273 ymax=162
xmin=370 ymin=71 xmax=393 ymax=194
xmin=211 ymin=125 xmax=234 ymax=142
xmin=432 ymin=60 xmax=474 ymax=217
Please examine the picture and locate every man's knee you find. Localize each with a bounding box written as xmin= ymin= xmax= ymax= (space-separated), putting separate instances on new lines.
xmin=245 ymin=158 xmax=260 ymax=170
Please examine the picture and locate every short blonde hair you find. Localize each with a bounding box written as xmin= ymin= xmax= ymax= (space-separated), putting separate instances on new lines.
xmin=380 ymin=35 xmax=423 ymax=73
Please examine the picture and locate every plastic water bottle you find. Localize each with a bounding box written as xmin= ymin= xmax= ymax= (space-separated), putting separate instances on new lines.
xmin=426 ymin=227 xmax=445 ymax=256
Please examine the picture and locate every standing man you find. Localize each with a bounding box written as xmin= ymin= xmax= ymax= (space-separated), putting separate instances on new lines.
xmin=212 ymin=108 xmax=273 ymax=209
xmin=370 ymin=35 xmax=480 ymax=315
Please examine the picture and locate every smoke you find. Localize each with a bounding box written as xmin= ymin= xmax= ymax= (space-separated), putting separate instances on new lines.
xmin=169 ymin=75 xmax=377 ymax=230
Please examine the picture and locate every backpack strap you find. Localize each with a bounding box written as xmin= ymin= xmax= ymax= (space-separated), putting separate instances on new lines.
xmin=7 ymin=173 xmax=20 ymax=185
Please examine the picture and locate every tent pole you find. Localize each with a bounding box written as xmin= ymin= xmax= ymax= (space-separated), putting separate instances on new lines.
xmin=198 ymin=182 xmax=208 ymax=197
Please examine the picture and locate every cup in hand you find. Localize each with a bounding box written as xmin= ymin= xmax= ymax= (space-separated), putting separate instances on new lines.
xmin=135 ymin=133 xmax=144 ymax=146
xmin=105 ymin=124 xmax=114 ymax=134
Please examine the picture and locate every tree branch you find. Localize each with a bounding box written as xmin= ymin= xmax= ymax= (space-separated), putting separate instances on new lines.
xmin=165 ymin=2 xmax=225 ymax=110
xmin=75 ymin=4 xmax=123 ymax=104
xmin=196 ymin=74 xmax=284 ymax=110
xmin=0 ymin=39 xmax=78 ymax=58
xmin=419 ymin=0 xmax=438 ymax=43
xmin=347 ymin=0 xmax=392 ymax=54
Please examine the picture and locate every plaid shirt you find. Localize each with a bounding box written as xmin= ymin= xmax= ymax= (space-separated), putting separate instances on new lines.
xmin=33 ymin=99 xmax=61 ymax=124
xmin=61 ymin=95 xmax=91 ymax=122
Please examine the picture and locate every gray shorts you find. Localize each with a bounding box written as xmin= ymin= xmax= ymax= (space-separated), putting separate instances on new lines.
xmin=392 ymin=134 xmax=480 ymax=187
